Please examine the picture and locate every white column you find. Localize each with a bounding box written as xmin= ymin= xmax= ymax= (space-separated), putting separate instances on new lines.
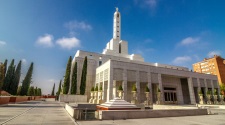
xmin=211 ymin=80 xmax=214 ymax=93
xmin=197 ymin=78 xmax=201 ymax=92
xmin=122 ymin=69 xmax=127 ymax=100
xmin=113 ymin=80 xmax=117 ymax=99
xmin=204 ymin=79 xmax=208 ymax=92
xmin=158 ymin=73 xmax=164 ymax=103
xmin=107 ymin=67 xmax=113 ymax=101
xmin=188 ymin=77 xmax=196 ymax=104
xmin=147 ymin=72 xmax=152 ymax=104
xmin=136 ymin=71 xmax=140 ymax=102
xmin=102 ymin=71 xmax=105 ymax=101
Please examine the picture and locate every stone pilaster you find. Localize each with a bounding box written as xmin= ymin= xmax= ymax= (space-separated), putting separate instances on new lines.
xmin=158 ymin=73 xmax=164 ymax=103
xmin=107 ymin=67 xmax=113 ymax=101
xmin=122 ymin=69 xmax=127 ymax=100
xmin=188 ymin=77 xmax=196 ymax=104
xmin=113 ymin=80 xmax=117 ymax=99
xmin=147 ymin=72 xmax=152 ymax=104
xmin=136 ymin=71 xmax=140 ymax=103
xmin=102 ymin=71 xmax=105 ymax=101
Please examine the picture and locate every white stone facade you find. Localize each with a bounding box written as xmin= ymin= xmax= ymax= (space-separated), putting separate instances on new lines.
xmin=69 ymin=8 xmax=219 ymax=104
xmin=96 ymin=60 xmax=218 ymax=104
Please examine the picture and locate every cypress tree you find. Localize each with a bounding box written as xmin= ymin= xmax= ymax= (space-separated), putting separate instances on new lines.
xmin=2 ymin=59 xmax=15 ymax=92
xmin=17 ymin=85 xmax=22 ymax=95
xmin=0 ymin=63 xmax=5 ymax=90
xmin=10 ymin=60 xmax=22 ymax=95
xmin=51 ymin=83 xmax=55 ymax=96
xmin=63 ymin=56 xmax=72 ymax=94
xmin=80 ymin=56 xmax=87 ymax=95
xmin=21 ymin=62 xmax=33 ymax=96
xmin=56 ymin=80 xmax=62 ymax=100
xmin=3 ymin=59 xmax=7 ymax=76
xmin=34 ymin=87 xmax=38 ymax=96
xmin=38 ymin=88 xmax=42 ymax=96
xmin=71 ymin=62 xmax=77 ymax=94
xmin=27 ymin=86 xmax=34 ymax=96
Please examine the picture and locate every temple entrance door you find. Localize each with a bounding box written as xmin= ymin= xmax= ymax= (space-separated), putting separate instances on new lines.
xmin=164 ymin=87 xmax=177 ymax=104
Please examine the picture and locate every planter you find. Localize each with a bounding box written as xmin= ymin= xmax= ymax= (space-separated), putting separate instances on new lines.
xmin=213 ymin=95 xmax=218 ymax=104
xmin=220 ymin=95 xmax=224 ymax=104
xmin=157 ymin=92 xmax=161 ymax=105
xmin=199 ymin=94 xmax=204 ymax=104
xmin=92 ymin=91 xmax=98 ymax=104
xmin=0 ymin=96 xmax=10 ymax=105
xmin=89 ymin=91 xmax=94 ymax=103
xmin=206 ymin=94 xmax=211 ymax=104
xmin=117 ymin=90 xmax=123 ymax=99
xmin=144 ymin=92 xmax=151 ymax=106
xmin=97 ymin=91 xmax=103 ymax=104
xmin=131 ymin=91 xmax=138 ymax=104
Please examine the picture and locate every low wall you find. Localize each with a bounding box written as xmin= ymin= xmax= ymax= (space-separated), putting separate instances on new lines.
xmin=65 ymin=104 xmax=75 ymax=117
xmin=9 ymin=96 xmax=29 ymax=103
xmin=98 ymin=109 xmax=208 ymax=120
xmin=0 ymin=96 xmax=10 ymax=105
xmin=59 ymin=95 xmax=87 ymax=103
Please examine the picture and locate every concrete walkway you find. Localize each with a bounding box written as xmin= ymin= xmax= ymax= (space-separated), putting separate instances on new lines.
xmin=0 ymin=99 xmax=75 ymax=125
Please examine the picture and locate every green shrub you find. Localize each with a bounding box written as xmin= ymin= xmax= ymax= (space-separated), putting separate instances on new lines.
xmin=99 ymin=85 xmax=103 ymax=91
xmin=157 ymin=87 xmax=161 ymax=92
xmin=145 ymin=86 xmax=150 ymax=92
xmin=207 ymin=90 xmax=211 ymax=95
xmin=132 ymin=84 xmax=137 ymax=91
xmin=91 ymin=86 xmax=94 ymax=91
xmin=94 ymin=85 xmax=98 ymax=91
xmin=118 ymin=85 xmax=123 ymax=91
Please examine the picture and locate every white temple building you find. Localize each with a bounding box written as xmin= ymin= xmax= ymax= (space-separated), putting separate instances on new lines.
xmin=70 ymin=8 xmax=219 ymax=105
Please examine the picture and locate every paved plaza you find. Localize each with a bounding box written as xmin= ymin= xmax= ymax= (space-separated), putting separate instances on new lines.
xmin=0 ymin=99 xmax=75 ymax=125
xmin=1 ymin=100 xmax=225 ymax=125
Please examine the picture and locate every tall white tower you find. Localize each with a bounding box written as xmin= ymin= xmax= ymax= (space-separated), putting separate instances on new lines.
xmin=113 ymin=7 xmax=121 ymax=40
xmin=102 ymin=7 xmax=129 ymax=56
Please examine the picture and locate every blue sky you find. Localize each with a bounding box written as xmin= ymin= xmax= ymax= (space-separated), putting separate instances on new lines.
xmin=0 ymin=0 xmax=225 ymax=94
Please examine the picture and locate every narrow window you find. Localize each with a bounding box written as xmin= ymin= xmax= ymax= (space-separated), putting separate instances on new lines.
xmin=119 ymin=43 xmax=121 ymax=53
xmin=99 ymin=61 xmax=102 ymax=66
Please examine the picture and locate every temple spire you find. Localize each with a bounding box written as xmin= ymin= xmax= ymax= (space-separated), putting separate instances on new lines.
xmin=113 ymin=7 xmax=121 ymax=40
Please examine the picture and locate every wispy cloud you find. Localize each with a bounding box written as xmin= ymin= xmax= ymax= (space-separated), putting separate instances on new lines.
xmin=22 ymin=59 xmax=27 ymax=65
xmin=36 ymin=34 xmax=54 ymax=48
xmin=178 ymin=37 xmax=200 ymax=46
xmin=134 ymin=0 xmax=158 ymax=11
xmin=65 ymin=20 xmax=92 ymax=36
xmin=145 ymin=0 xmax=157 ymax=8
xmin=56 ymin=37 xmax=80 ymax=50
xmin=208 ymin=50 xmax=221 ymax=57
xmin=0 ymin=40 xmax=6 ymax=46
xmin=172 ymin=56 xmax=192 ymax=65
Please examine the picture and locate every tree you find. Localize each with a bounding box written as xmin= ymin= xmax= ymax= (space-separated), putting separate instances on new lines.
xmin=21 ymin=62 xmax=34 ymax=95
xmin=27 ymin=86 xmax=34 ymax=96
xmin=56 ymin=80 xmax=62 ymax=100
xmin=10 ymin=60 xmax=22 ymax=95
xmin=37 ymin=88 xmax=42 ymax=96
xmin=17 ymin=85 xmax=22 ymax=95
xmin=3 ymin=59 xmax=7 ymax=76
xmin=0 ymin=63 xmax=5 ymax=90
xmin=51 ymin=83 xmax=55 ymax=96
xmin=63 ymin=56 xmax=72 ymax=94
xmin=2 ymin=59 xmax=15 ymax=92
xmin=34 ymin=87 xmax=38 ymax=96
xmin=80 ymin=56 xmax=87 ymax=95
xmin=71 ymin=62 xmax=77 ymax=94
xmin=220 ymin=84 xmax=225 ymax=95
